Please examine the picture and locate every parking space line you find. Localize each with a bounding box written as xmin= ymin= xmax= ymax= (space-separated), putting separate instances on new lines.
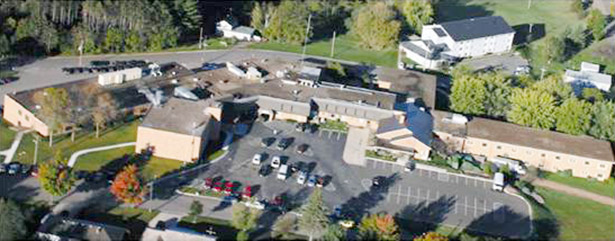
xmin=407 ymin=187 xmax=412 ymax=204
xmin=436 ymin=190 xmax=440 ymax=201
xmin=483 ymin=181 xmax=487 ymax=189
xmin=415 ymin=189 xmax=421 ymax=204
xmin=456 ymin=175 xmax=459 ymax=183
xmin=426 ymin=189 xmax=430 ymax=202
xmin=474 ymin=179 xmax=478 ymax=187
xmin=474 ymin=197 xmax=478 ymax=217
xmin=328 ymin=131 xmax=333 ymax=138
xmin=372 ymin=160 xmax=377 ymax=169
xmin=336 ymin=132 xmax=341 ymax=140
xmin=483 ymin=200 xmax=487 ymax=216
xmin=465 ymin=177 xmax=468 ymax=185
xmin=464 ymin=196 xmax=468 ymax=216
xmin=397 ymin=186 xmax=402 ymax=204
xmin=454 ymin=195 xmax=458 ymax=214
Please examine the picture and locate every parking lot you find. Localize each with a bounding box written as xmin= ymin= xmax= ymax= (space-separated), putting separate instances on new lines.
xmin=184 ymin=120 xmax=531 ymax=237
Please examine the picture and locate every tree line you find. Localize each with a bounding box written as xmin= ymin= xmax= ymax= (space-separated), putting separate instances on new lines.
xmin=250 ymin=0 xmax=433 ymax=50
xmin=450 ymin=68 xmax=615 ymax=141
xmin=0 ymin=0 xmax=200 ymax=56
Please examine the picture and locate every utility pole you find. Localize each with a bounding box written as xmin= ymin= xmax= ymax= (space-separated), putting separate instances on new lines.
xmin=300 ymin=14 xmax=312 ymax=67
xmin=540 ymin=67 xmax=546 ymax=80
xmin=527 ymin=0 xmax=532 ymax=9
xmin=330 ymin=31 xmax=336 ymax=58
xmin=78 ymin=39 xmax=84 ymax=67
xmin=32 ymin=135 xmax=39 ymax=165
xmin=199 ymin=27 xmax=203 ymax=49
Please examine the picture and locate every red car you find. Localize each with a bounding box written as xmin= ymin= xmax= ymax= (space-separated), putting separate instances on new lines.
xmin=224 ymin=181 xmax=234 ymax=195
xmin=213 ymin=182 xmax=223 ymax=192
xmin=242 ymin=186 xmax=253 ymax=198
xmin=204 ymin=178 xmax=213 ymax=189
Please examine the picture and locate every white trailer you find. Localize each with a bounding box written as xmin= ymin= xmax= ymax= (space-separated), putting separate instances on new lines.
xmin=492 ymin=172 xmax=504 ymax=192
xmin=490 ymin=156 xmax=527 ymax=175
xmin=98 ymin=68 xmax=142 ymax=86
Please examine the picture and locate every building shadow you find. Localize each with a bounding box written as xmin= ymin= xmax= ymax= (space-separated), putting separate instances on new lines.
xmin=513 ymin=23 xmax=546 ymax=45
xmin=434 ymin=0 xmax=493 ymax=22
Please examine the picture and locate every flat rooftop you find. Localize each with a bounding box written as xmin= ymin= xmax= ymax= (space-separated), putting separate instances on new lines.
xmin=371 ymin=67 xmax=437 ymax=108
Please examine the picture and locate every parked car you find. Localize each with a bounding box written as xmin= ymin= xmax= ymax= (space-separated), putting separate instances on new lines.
xmin=295 ymin=123 xmax=306 ymax=132
xmin=372 ymin=176 xmax=386 ymax=188
xmin=252 ymin=153 xmax=263 ymax=165
xmin=261 ymin=137 xmax=275 ymax=147
xmin=297 ymin=144 xmax=309 ymax=154
xmin=297 ymin=171 xmax=307 ymax=184
xmin=204 ymin=178 xmax=213 ymax=189
xmin=75 ymin=170 xmax=89 ymax=180
xmin=271 ymin=156 xmax=281 ymax=168
xmin=404 ymin=161 xmax=415 ymax=172
xmin=90 ymin=60 xmax=110 ymax=67
xmin=277 ymin=138 xmax=293 ymax=150
xmin=307 ymin=175 xmax=317 ymax=187
xmin=222 ymin=195 xmax=239 ymax=204
xmin=20 ymin=164 xmax=32 ymax=174
xmin=0 ymin=163 xmax=7 ymax=173
xmin=277 ymin=164 xmax=289 ymax=180
xmin=316 ymin=176 xmax=325 ymax=187
xmin=259 ymin=165 xmax=272 ymax=177
xmin=8 ymin=163 xmax=21 ymax=175
xmin=30 ymin=165 xmax=39 ymax=177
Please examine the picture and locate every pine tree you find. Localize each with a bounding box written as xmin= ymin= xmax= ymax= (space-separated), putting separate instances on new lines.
xmin=0 ymin=199 xmax=28 ymax=240
xmin=299 ymin=188 xmax=329 ymax=241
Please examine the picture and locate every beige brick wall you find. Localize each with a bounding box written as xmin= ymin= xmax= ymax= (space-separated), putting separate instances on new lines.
xmin=463 ymin=136 xmax=613 ymax=181
xmin=389 ymin=137 xmax=431 ymax=160
xmin=2 ymin=95 xmax=49 ymax=136
xmin=274 ymin=112 xmax=308 ymax=123
xmin=135 ymin=126 xmax=203 ymax=163
xmin=317 ymin=111 xmax=379 ymax=131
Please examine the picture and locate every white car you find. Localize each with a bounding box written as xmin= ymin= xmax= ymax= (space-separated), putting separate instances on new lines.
xmin=297 ymin=171 xmax=307 ymax=184
xmin=252 ymin=153 xmax=263 ymax=165
xmin=271 ymin=156 xmax=281 ymax=169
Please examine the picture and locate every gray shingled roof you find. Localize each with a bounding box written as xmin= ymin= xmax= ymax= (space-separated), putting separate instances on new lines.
xmin=233 ymin=26 xmax=255 ymax=35
xmin=255 ymin=95 xmax=311 ymax=116
xmin=141 ymin=98 xmax=212 ymax=136
xmin=312 ymin=97 xmax=395 ymax=121
xmin=440 ymin=16 xmax=514 ymax=41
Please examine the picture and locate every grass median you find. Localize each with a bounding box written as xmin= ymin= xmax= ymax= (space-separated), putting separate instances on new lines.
xmin=0 ymin=120 xmax=16 ymax=150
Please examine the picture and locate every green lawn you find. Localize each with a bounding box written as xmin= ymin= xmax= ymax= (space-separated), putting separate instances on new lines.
xmin=73 ymin=146 xmax=134 ymax=171
xmin=541 ymin=172 xmax=615 ymax=198
xmin=435 ymin=0 xmax=583 ymax=76
xmin=0 ymin=120 xmax=17 ymax=150
xmin=140 ymin=156 xmax=184 ymax=181
xmin=250 ymin=34 xmax=398 ymax=67
xmin=12 ymin=121 xmax=139 ymax=164
xmin=535 ymin=187 xmax=615 ymax=240
xmin=568 ymin=38 xmax=615 ymax=75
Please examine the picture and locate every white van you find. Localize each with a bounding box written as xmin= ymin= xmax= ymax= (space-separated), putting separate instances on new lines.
xmin=492 ymin=172 xmax=505 ymax=192
xmin=277 ymin=164 xmax=288 ymax=180
xmin=490 ymin=156 xmax=527 ymax=175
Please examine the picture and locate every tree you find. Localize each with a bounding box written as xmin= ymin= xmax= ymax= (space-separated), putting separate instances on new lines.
xmin=351 ymin=2 xmax=400 ymax=50
xmin=272 ymin=213 xmax=297 ymax=239
xmin=358 ymin=213 xmax=399 ymax=241
xmin=263 ymin=0 xmax=310 ymax=44
xmin=231 ymin=204 xmax=262 ymax=241
xmin=554 ymin=98 xmax=591 ymax=135
xmin=571 ymin=0 xmax=585 ymax=18
xmin=450 ymin=73 xmax=487 ymax=115
xmin=581 ymin=88 xmax=604 ymax=103
xmin=0 ymin=34 xmax=10 ymax=57
xmin=92 ymin=92 xmax=117 ymax=138
xmin=482 ymin=72 xmax=513 ymax=118
xmin=170 ymin=0 xmax=201 ymax=36
xmin=188 ymin=200 xmax=203 ymax=223
xmin=482 ymin=161 xmax=494 ymax=177
xmin=414 ymin=232 xmax=449 ymax=241
xmin=564 ymin=25 xmax=587 ymax=49
xmin=251 ymin=2 xmax=265 ymax=32
xmin=104 ymin=27 xmax=123 ymax=53
xmin=322 ymin=223 xmax=346 ymax=241
xmin=587 ymin=9 xmax=606 ymax=41
xmin=401 ymin=0 xmax=434 ymax=34
xmin=327 ymin=61 xmax=346 ymax=78
xmin=588 ymin=101 xmax=615 ymax=141
xmin=33 ymin=88 xmax=70 ymax=146
xmin=531 ymin=75 xmax=574 ymax=104
xmin=39 ymin=151 xmax=75 ymax=201
xmin=125 ymin=30 xmax=142 ymax=52
xmin=0 ymin=199 xmax=28 ymax=240
xmin=110 ymin=164 xmax=146 ymax=205
xmin=299 ymin=188 xmax=329 ymax=241
xmin=542 ymin=35 xmax=565 ymax=63
xmin=507 ymin=88 xmax=556 ymax=130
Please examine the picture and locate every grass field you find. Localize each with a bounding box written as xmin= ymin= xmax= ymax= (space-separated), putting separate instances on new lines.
xmin=12 ymin=121 xmax=138 ymax=164
xmin=73 ymin=146 xmax=134 ymax=171
xmin=542 ymin=172 xmax=615 ymax=198
xmin=535 ymin=187 xmax=615 ymax=240
xmin=568 ymin=37 xmax=615 ymax=75
xmin=0 ymin=120 xmax=16 ymax=150
xmin=250 ymin=34 xmax=398 ymax=67
xmin=140 ymin=156 xmax=184 ymax=181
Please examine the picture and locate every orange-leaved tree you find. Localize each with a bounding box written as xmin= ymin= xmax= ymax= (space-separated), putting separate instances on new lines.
xmin=414 ymin=231 xmax=449 ymax=241
xmin=358 ymin=213 xmax=399 ymax=241
xmin=110 ymin=164 xmax=146 ymax=205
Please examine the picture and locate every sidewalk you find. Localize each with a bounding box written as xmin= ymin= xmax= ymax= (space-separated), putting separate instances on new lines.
xmin=67 ymin=142 xmax=136 ymax=167
xmin=1 ymin=130 xmax=29 ymax=164
xmin=532 ymin=178 xmax=615 ymax=206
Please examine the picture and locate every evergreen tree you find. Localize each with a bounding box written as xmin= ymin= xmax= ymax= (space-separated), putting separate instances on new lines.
xmin=554 ymin=98 xmax=591 ymax=135
xmin=250 ymin=2 xmax=265 ymax=32
xmin=299 ymin=188 xmax=329 ymax=241
xmin=0 ymin=199 xmax=28 ymax=240
xmin=188 ymin=200 xmax=203 ymax=223
xmin=542 ymin=35 xmax=566 ymax=63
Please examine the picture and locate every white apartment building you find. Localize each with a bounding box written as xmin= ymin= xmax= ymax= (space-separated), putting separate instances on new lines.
xmin=400 ymin=16 xmax=515 ymax=69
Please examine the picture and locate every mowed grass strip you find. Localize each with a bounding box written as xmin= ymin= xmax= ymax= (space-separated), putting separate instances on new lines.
xmin=0 ymin=120 xmax=17 ymax=150
xmin=536 ymin=187 xmax=615 ymax=240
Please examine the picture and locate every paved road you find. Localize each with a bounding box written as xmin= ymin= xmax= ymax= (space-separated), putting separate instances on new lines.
xmin=0 ymin=49 xmax=359 ymax=106
xmin=532 ymin=178 xmax=615 ymax=206
xmin=67 ymin=142 xmax=136 ymax=167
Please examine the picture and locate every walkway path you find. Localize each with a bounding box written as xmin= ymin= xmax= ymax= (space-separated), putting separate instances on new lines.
xmin=1 ymin=130 xmax=29 ymax=164
xmin=532 ymin=178 xmax=615 ymax=206
xmin=67 ymin=142 xmax=136 ymax=167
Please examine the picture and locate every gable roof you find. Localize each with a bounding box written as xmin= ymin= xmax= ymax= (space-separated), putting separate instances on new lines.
xmin=466 ymin=117 xmax=615 ymax=162
xmin=440 ymin=16 xmax=514 ymax=41
xmin=405 ymin=104 xmax=433 ymax=146
xmin=140 ymin=98 xmax=212 ymax=136
xmin=233 ymin=26 xmax=255 ymax=35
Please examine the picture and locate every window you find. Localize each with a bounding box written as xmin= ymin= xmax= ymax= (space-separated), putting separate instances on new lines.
xmin=526 ymin=150 xmax=532 ymax=155
xmin=585 ymin=161 xmax=590 ymax=165
xmin=18 ymin=110 xmax=22 ymax=116
xmin=25 ymin=116 xmax=29 ymax=121
xmin=497 ymin=146 xmax=501 ymax=150
xmin=600 ymin=164 xmax=605 ymax=168
xmin=569 ymin=159 xmax=575 ymax=163
xmin=482 ymin=143 xmax=487 ymax=147
xmin=555 ymin=156 xmax=560 ymax=160
xmin=598 ymin=174 xmax=604 ymax=178
xmin=512 ymin=148 xmax=516 ymax=152
xmin=541 ymin=153 xmax=546 ymax=157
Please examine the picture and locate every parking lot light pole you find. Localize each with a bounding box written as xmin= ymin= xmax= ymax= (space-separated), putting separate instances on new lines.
xmin=32 ymin=135 xmax=39 ymax=165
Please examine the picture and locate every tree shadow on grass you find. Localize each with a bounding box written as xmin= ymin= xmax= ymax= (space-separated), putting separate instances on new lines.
xmin=464 ymin=205 xmax=532 ymax=239
xmin=434 ymin=0 xmax=493 ymax=22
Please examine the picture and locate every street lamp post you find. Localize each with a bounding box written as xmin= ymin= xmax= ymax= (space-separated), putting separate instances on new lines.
xmin=32 ymin=135 xmax=39 ymax=165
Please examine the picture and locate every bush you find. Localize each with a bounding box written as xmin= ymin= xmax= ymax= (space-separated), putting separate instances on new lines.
xmin=557 ymin=169 xmax=573 ymax=177
xmin=482 ymin=161 xmax=494 ymax=176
